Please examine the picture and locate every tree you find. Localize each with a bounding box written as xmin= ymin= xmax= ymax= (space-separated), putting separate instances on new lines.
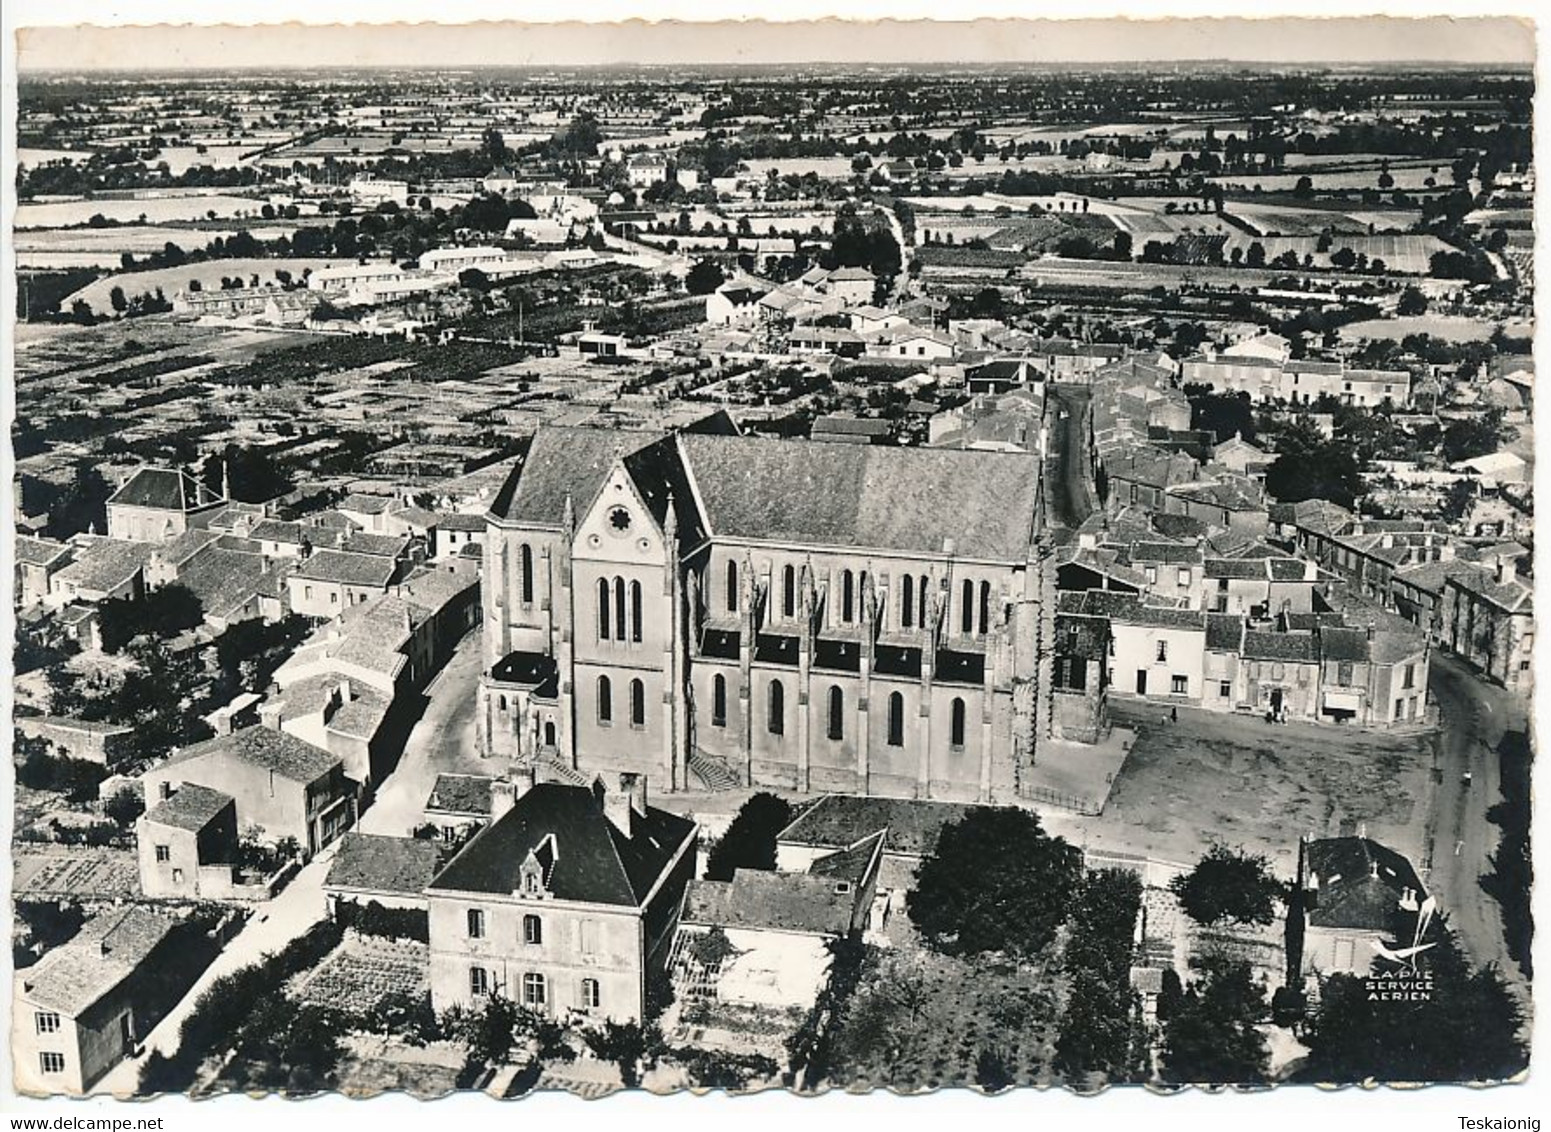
xmin=907 ymin=807 xmax=1081 ymax=958
xmin=109 ymin=286 xmax=129 ymax=314
xmin=1159 ymin=956 xmax=1270 ymax=1085
xmin=1264 ymin=419 xmax=1364 ymax=508
xmin=685 ymin=259 xmax=725 ymax=296
xmin=1245 ymin=241 xmax=1266 ymax=268
xmin=583 ymin=1021 xmax=650 ymax=1087
xmin=1293 ymin=175 xmax=1314 ymax=199
xmin=1170 ymin=844 xmax=1284 ymax=927
xmin=706 ymin=792 xmax=793 ymax=881
xmin=1298 ymin=932 xmax=1526 ymax=1083
xmin=96 ymin=584 xmax=205 ymax=653
xmin=1396 ymin=285 xmax=1429 ymax=317
xmin=1442 ymin=410 xmax=1515 ymax=465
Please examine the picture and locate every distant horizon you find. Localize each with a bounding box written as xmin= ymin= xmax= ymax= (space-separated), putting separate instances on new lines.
xmin=15 ymin=17 xmax=1536 ymax=72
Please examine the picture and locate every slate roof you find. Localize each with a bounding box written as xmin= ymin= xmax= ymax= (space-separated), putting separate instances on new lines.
xmin=325 ymin=833 xmax=442 ymax=896
xmin=20 ymin=906 xmax=180 ymax=1017
xmin=339 ymin=533 xmax=410 ymax=558
xmin=52 ymin=539 xmax=155 ymax=594
xmin=491 ymin=426 xmax=663 ymax=527
xmin=142 ymin=782 xmax=233 ymax=833
xmin=1205 ymin=613 xmax=1244 ymax=652
xmin=426 ymin=773 xmax=494 ymax=816
xmin=1129 ymin=541 xmax=1202 ymax=566
xmin=777 ymin=794 xmax=973 ymax=858
xmin=339 ymin=493 xmax=395 ymax=515
xmin=678 ymin=433 xmax=1040 ymax=561
xmin=174 ymin=546 xmax=270 ymax=620
xmin=1242 ymin=630 xmax=1320 ymax=664
xmin=438 ymin=512 xmax=488 ymax=532
xmin=1320 ymin=626 xmax=1372 ymax=663
xmin=15 ymin=536 xmax=72 ymax=569
xmin=428 ymin=783 xmax=696 ymax=907
xmin=681 ymin=869 xmax=864 ymax=936
xmin=162 ymin=725 xmax=341 ymax=785
xmin=292 ymin=549 xmax=398 ymax=587
xmin=108 ymin=466 xmax=222 ymax=512
xmin=1205 ymin=558 xmax=1266 ymax=580
xmin=1303 ymin=837 xmax=1426 ymax=931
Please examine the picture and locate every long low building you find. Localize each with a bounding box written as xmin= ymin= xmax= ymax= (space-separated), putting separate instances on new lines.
xmin=1182 ymin=355 xmax=1411 ymax=407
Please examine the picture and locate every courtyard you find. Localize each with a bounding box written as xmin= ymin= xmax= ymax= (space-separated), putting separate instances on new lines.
xmin=1042 ymin=701 xmax=1437 ymax=877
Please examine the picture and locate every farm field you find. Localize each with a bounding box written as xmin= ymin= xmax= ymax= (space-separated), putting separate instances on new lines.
xmin=14 ymin=224 xmax=240 ymax=253
xmin=1340 ymin=315 xmax=1506 ymax=343
xmin=15 ymin=193 xmax=271 ymax=228
xmin=1218 ymin=232 xmax=1452 ymax=274
xmin=1211 ymin=165 xmax=1441 ymax=192
xmin=65 ymin=256 xmax=346 ymax=313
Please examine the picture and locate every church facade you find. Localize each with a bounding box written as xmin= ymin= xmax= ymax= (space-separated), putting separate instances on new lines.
xmin=477 ymin=421 xmax=1049 ymax=803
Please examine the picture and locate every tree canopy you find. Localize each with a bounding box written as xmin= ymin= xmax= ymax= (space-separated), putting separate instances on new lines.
xmin=706 ymin=792 xmax=793 ymax=881
xmin=685 ymin=259 xmax=725 ymax=296
xmin=1159 ymin=955 xmax=1270 ymax=1085
xmin=1169 ymin=844 xmax=1285 ymax=927
xmin=1264 ymin=418 xmax=1364 ymax=508
xmin=907 ymin=806 xmax=1081 ymax=959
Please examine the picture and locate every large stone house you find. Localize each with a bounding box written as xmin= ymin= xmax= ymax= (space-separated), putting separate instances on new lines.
xmin=425 ymin=773 xmax=697 ymax=1024
xmin=106 ymin=466 xmax=226 ymax=543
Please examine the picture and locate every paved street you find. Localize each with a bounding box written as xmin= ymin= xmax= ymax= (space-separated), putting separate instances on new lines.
xmin=95 ymin=628 xmax=487 ymax=1095
xmin=1421 ymin=652 xmax=1529 ymax=994
xmin=1044 ymin=383 xmax=1095 ymax=538
xmin=360 ymin=627 xmax=487 ymax=837
xmin=95 ymin=840 xmax=340 ymax=1095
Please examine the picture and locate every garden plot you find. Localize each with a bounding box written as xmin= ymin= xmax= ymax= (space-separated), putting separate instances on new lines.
xmin=13 ymin=847 xmax=140 ymax=899
xmin=287 ymin=933 xmax=430 ymax=1014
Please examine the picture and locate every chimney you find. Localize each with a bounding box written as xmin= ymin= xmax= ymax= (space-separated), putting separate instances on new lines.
xmin=511 ymin=763 xmax=536 ymax=800
xmin=338 ymin=678 xmax=353 ymax=704
xmin=490 ymin=777 xmax=517 ymax=821
xmin=1495 ymin=555 xmax=1509 ymax=584
xmin=1366 ymin=623 xmax=1375 ymax=641
xmin=602 ymin=772 xmax=647 ymax=834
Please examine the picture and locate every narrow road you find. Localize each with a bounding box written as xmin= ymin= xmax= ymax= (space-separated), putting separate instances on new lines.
xmin=1422 ymin=653 xmax=1528 ymax=994
xmin=1044 ymin=383 xmax=1095 ymax=539
xmin=360 ymin=627 xmax=486 ymax=836
xmin=96 ymin=629 xmax=487 ymax=1095
xmin=881 ymin=203 xmax=912 ymax=305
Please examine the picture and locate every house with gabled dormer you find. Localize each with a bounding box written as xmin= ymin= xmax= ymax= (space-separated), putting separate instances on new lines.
xmin=424 ymin=771 xmax=697 ymax=1024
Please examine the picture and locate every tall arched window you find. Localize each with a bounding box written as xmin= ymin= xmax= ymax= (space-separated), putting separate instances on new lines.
xmin=950 ymin=697 xmax=967 ymax=748
xmin=629 ymin=679 xmax=646 ymax=728
xmin=712 ymin=674 xmax=727 ymax=727
xmin=597 ymin=578 xmax=611 ymax=640
xmin=841 ymin=570 xmax=855 ymax=623
xmin=782 ymin=564 xmax=796 ymax=618
xmin=918 ymin=574 xmax=929 ymax=628
xmin=630 ymin=580 xmax=643 ymax=643
xmin=901 ymin=575 xmax=915 ymax=628
xmin=961 ymin=579 xmax=975 ymax=634
xmin=519 ymin=543 xmax=534 ymax=605
xmin=726 ymin=559 xmax=738 ymax=614
xmin=828 ymin=686 xmax=845 ymax=741
xmin=614 ymin=577 xmax=627 ymax=641
xmin=979 ymin=581 xmax=991 ymax=636
xmin=887 ymin=691 xmax=905 ymax=747
xmin=768 ymin=680 xmax=785 ymax=736
xmin=597 ymin=675 xmax=612 ymax=724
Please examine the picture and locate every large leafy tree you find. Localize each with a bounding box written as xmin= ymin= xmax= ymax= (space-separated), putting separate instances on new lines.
xmin=1170 ymin=844 xmax=1285 ymax=927
xmin=685 ymin=259 xmax=725 ymax=296
xmin=907 ymin=807 xmax=1082 ymax=958
xmin=1264 ymin=418 xmax=1363 ymax=508
xmin=1159 ymin=955 xmax=1270 ymax=1085
xmin=706 ymin=792 xmax=793 ymax=881
xmin=1298 ymin=930 xmax=1526 ymax=1084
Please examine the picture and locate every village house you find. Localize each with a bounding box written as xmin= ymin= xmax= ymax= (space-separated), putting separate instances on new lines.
xmin=139 ymin=726 xmax=358 ymax=858
xmin=15 ymin=536 xmax=73 ymax=606
xmin=136 ymin=782 xmax=241 ymax=900
xmin=1437 ymin=556 xmax=1534 ymax=693
xmin=1287 ymin=835 xmax=1431 ymax=980
xmin=287 ymin=550 xmax=401 ymax=618
xmin=12 ymin=906 xmax=215 ymax=1095
xmin=45 ymin=538 xmax=154 ymax=610
xmin=106 ymin=466 xmax=226 ymax=543
xmin=425 ymin=772 xmax=697 ymax=1024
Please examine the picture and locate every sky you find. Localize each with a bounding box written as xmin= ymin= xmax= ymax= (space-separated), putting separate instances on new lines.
xmin=13 ymin=15 xmax=1537 ymax=72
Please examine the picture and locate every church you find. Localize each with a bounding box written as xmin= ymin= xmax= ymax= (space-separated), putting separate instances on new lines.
xmin=477 ymin=416 xmax=1049 ymax=803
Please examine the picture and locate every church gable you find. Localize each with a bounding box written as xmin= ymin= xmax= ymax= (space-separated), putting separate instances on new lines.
xmin=574 ymin=464 xmax=668 ymax=566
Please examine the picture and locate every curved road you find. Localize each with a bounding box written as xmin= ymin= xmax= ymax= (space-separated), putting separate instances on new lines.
xmin=1422 ymin=652 xmax=1528 ymax=1000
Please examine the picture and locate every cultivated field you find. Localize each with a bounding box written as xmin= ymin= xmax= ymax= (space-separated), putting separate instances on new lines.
xmin=15 ymin=193 xmax=270 ymax=229
xmin=65 ymin=257 xmax=351 ymax=313
xmin=1341 ymin=315 xmax=1501 ymax=343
